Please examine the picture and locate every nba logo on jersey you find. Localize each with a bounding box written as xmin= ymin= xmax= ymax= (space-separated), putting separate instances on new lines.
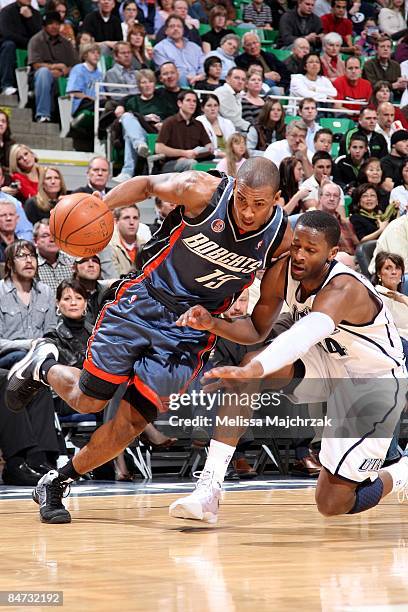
xmin=211 ymin=219 xmax=225 ymax=233
xmin=256 ymin=240 xmax=263 ymax=250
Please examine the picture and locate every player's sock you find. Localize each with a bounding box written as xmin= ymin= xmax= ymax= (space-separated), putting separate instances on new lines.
xmin=39 ymin=357 xmax=58 ymax=384
xmin=201 ymin=439 xmax=236 ymax=483
xmin=347 ymin=477 xmax=384 ymax=514
xmin=57 ymin=459 xmax=82 ymax=483
xmin=383 ymin=455 xmax=408 ymax=493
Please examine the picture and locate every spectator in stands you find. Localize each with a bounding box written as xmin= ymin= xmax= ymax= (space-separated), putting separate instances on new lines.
xmin=24 ymin=166 xmax=66 ymax=225
xmin=0 ymin=168 xmax=32 ymax=241
xmin=289 ymin=52 xmax=336 ymax=101
xmin=278 ymin=155 xmax=310 ymax=215
xmin=0 ymin=199 xmax=19 ymax=261
xmin=205 ymin=33 xmax=239 ymax=80
xmin=354 ymin=17 xmax=380 ymax=58
xmin=339 ymin=107 xmax=388 ymax=160
xmin=82 ymin=0 xmax=122 ymax=54
xmin=390 ymin=159 xmax=408 ymax=216
xmin=278 ymin=0 xmax=323 ymax=51
xmin=320 ymin=32 xmax=345 ymax=82
xmin=153 ymin=15 xmax=204 ymax=87
xmin=333 ymin=56 xmax=372 ymax=117
xmin=28 ymin=12 xmax=78 ymax=123
xmin=301 ymin=150 xmax=345 ymax=207
xmin=120 ymin=0 xmax=138 ymax=39
xmin=298 ymin=97 xmax=320 ymax=152
xmin=148 ymin=196 xmax=176 ymax=235
xmin=104 ymin=41 xmax=138 ymax=107
xmin=264 ymin=119 xmax=313 ymax=171
xmin=235 ymin=31 xmax=290 ymax=93
xmin=47 ymin=0 xmax=75 ymax=46
xmin=318 ymin=180 xmax=358 ymax=255
xmin=283 ymin=37 xmax=310 ymax=75
xmin=0 ymin=110 xmax=15 ymax=172
xmin=375 ymin=101 xmax=400 ymax=151
xmin=214 ymin=67 xmax=250 ymax=133
xmin=110 ymin=204 xmax=151 ymax=276
xmin=203 ymin=0 xmax=236 ymax=24
xmin=369 ymin=80 xmax=408 ymax=130
xmin=0 ymin=0 xmax=42 ymax=96
xmin=9 ymin=144 xmax=41 ymax=200
xmin=247 ymin=98 xmax=285 ymax=155
xmin=241 ymin=72 xmax=264 ymax=126
xmin=378 ymin=0 xmax=405 ymax=37
xmin=321 ymin=0 xmax=358 ymax=55
xmin=216 ymin=133 xmax=249 ymax=176
xmin=74 ymin=155 xmax=110 ymax=196
xmin=363 ymin=34 xmax=408 ymax=93
xmin=243 ymin=0 xmax=272 ymax=28
xmin=374 ymin=252 xmax=408 ymax=360
xmin=348 ymin=0 xmax=377 ymax=37
xmin=45 ymin=279 xmax=93 ymax=370
xmin=155 ymin=0 xmax=201 ymax=45
xmin=33 ymin=218 xmax=74 ymax=294
xmin=132 ymin=0 xmax=156 ymax=36
xmin=349 ymin=183 xmax=390 ymax=242
xmin=113 ymin=69 xmax=160 ymax=182
xmin=154 ymin=0 xmax=173 ymax=33
xmin=72 ymin=254 xmax=106 ymax=324
xmin=75 ymin=31 xmax=94 ymax=50
xmin=394 ymin=31 xmax=408 ymax=64
xmin=66 ymin=43 xmax=102 ymax=120
xmin=313 ymin=127 xmax=333 ymax=153
xmin=156 ymin=90 xmax=212 ymax=171
xmin=356 ymin=157 xmax=391 ymax=210
xmin=201 ymin=6 xmax=233 ymax=54
xmin=196 ymin=93 xmax=235 ymax=159
xmin=154 ymin=62 xmax=183 ymax=118
xmin=194 ymin=56 xmax=224 ymax=91
xmin=333 ymin=132 xmax=368 ymax=192
xmin=127 ymin=23 xmax=154 ymax=70
xmin=369 ymin=216 xmax=408 ymax=283
xmin=381 ymin=130 xmax=408 ymax=186
xmin=0 ymin=240 xmax=60 ymax=485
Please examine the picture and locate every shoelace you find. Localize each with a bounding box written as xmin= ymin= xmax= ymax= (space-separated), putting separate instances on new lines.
xmin=192 ymin=470 xmax=221 ymax=491
xmin=48 ymin=480 xmax=71 ymax=507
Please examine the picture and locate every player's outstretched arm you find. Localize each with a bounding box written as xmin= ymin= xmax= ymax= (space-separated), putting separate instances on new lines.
xmin=103 ymin=171 xmax=222 ymax=217
xmin=176 ymin=259 xmax=287 ymax=344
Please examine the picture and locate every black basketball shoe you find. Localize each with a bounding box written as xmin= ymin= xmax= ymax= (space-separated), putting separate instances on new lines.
xmin=32 ymin=470 xmax=71 ymax=524
xmin=6 ymin=339 xmax=59 ymax=412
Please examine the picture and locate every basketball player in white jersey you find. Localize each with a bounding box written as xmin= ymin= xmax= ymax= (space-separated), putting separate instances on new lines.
xmin=171 ymin=209 xmax=408 ymax=522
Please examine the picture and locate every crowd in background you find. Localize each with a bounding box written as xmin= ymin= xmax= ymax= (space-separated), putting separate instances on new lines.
xmin=0 ymin=0 xmax=406 ymax=484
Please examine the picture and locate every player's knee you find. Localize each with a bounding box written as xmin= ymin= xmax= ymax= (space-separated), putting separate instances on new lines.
xmin=315 ymin=490 xmax=348 ymax=517
xmin=71 ymin=391 xmax=107 ymax=414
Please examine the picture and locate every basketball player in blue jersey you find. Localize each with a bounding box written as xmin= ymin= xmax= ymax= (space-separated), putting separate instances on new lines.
xmin=5 ymin=157 xmax=292 ymax=524
xmin=171 ymin=209 xmax=407 ymax=523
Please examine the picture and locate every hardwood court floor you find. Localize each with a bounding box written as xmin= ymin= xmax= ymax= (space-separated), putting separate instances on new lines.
xmin=1 ymin=480 xmax=408 ymax=612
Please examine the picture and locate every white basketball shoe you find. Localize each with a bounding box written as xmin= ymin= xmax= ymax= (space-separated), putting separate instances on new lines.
xmin=169 ymin=470 xmax=222 ymax=524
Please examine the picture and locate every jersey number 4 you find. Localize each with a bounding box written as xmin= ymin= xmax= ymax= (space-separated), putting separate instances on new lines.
xmin=322 ymin=337 xmax=348 ymax=357
xmin=195 ymin=268 xmax=240 ymax=289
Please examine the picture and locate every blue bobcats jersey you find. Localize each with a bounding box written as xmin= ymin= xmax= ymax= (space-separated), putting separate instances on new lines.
xmin=139 ymin=174 xmax=287 ymax=314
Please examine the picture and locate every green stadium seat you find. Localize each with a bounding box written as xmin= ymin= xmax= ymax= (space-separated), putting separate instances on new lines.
xmin=57 ymin=76 xmax=68 ymax=97
xmin=16 ymin=48 xmax=28 ymax=68
xmin=344 ymin=195 xmax=352 ymax=217
xmin=198 ymin=24 xmax=211 ymax=35
xmin=270 ymin=48 xmax=291 ymax=61
xmin=146 ymin=133 xmax=158 ymax=155
xmin=319 ymin=117 xmax=354 ymax=134
xmin=331 ymin=142 xmax=339 ymax=158
xmin=193 ymin=161 xmax=217 ymax=172
xmin=285 ymin=115 xmax=301 ymax=125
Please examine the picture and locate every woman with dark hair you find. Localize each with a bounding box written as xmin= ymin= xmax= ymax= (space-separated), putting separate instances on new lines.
xmin=368 ymin=80 xmax=408 ymax=128
xmin=247 ymin=99 xmax=286 ymax=154
xmin=289 ymin=52 xmax=337 ymax=101
xmin=349 ymin=183 xmax=394 ymax=242
xmin=356 ymin=157 xmax=391 ymax=211
xmin=196 ymin=93 xmax=235 ymax=157
xmin=25 ymin=167 xmax=67 ymax=225
xmin=390 ymin=158 xmax=408 ymax=216
xmin=241 ymin=72 xmax=264 ymax=126
xmin=194 ymin=56 xmax=224 ymax=91
xmin=201 ymin=6 xmax=234 ymax=54
xmin=46 ymin=0 xmax=76 ymax=45
xmin=278 ymin=156 xmax=311 ymax=215
xmin=127 ymin=23 xmax=153 ymax=70
xmin=0 ymin=111 xmax=15 ymax=172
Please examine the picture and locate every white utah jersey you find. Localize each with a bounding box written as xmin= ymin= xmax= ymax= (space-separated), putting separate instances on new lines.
xmin=284 ymin=260 xmax=406 ymax=377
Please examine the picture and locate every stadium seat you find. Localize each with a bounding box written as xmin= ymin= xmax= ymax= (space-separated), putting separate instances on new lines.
xmin=193 ymin=161 xmax=217 ymax=172
xmin=270 ymin=48 xmax=291 ymax=61
xmin=146 ymin=133 xmax=165 ymax=173
xmin=285 ymin=115 xmax=301 ymax=125
xmin=344 ymin=195 xmax=352 ymax=216
xmin=198 ymin=23 xmax=211 ymax=35
xmin=98 ymin=54 xmax=114 ymax=74
xmin=319 ymin=117 xmax=354 ymax=134
xmin=331 ymin=142 xmax=339 ymax=158
xmin=15 ymin=48 xmax=29 ymax=109
xmin=355 ymin=240 xmax=377 ymax=278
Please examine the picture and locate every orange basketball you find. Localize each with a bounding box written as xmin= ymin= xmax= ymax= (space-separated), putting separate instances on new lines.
xmin=50 ymin=193 xmax=114 ymax=257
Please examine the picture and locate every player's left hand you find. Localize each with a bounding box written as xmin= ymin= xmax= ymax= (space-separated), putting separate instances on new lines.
xmin=92 ymin=191 xmax=103 ymax=200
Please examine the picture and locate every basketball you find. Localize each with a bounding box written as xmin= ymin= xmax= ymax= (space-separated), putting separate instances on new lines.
xmin=50 ymin=193 xmax=114 ymax=257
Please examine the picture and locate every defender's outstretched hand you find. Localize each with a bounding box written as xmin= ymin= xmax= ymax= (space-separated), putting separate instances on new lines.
xmin=176 ymin=305 xmax=214 ymax=331
xmin=203 ymin=360 xmax=265 ymax=383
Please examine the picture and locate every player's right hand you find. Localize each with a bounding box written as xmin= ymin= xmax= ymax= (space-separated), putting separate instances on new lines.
xmin=176 ymin=305 xmax=214 ymax=331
